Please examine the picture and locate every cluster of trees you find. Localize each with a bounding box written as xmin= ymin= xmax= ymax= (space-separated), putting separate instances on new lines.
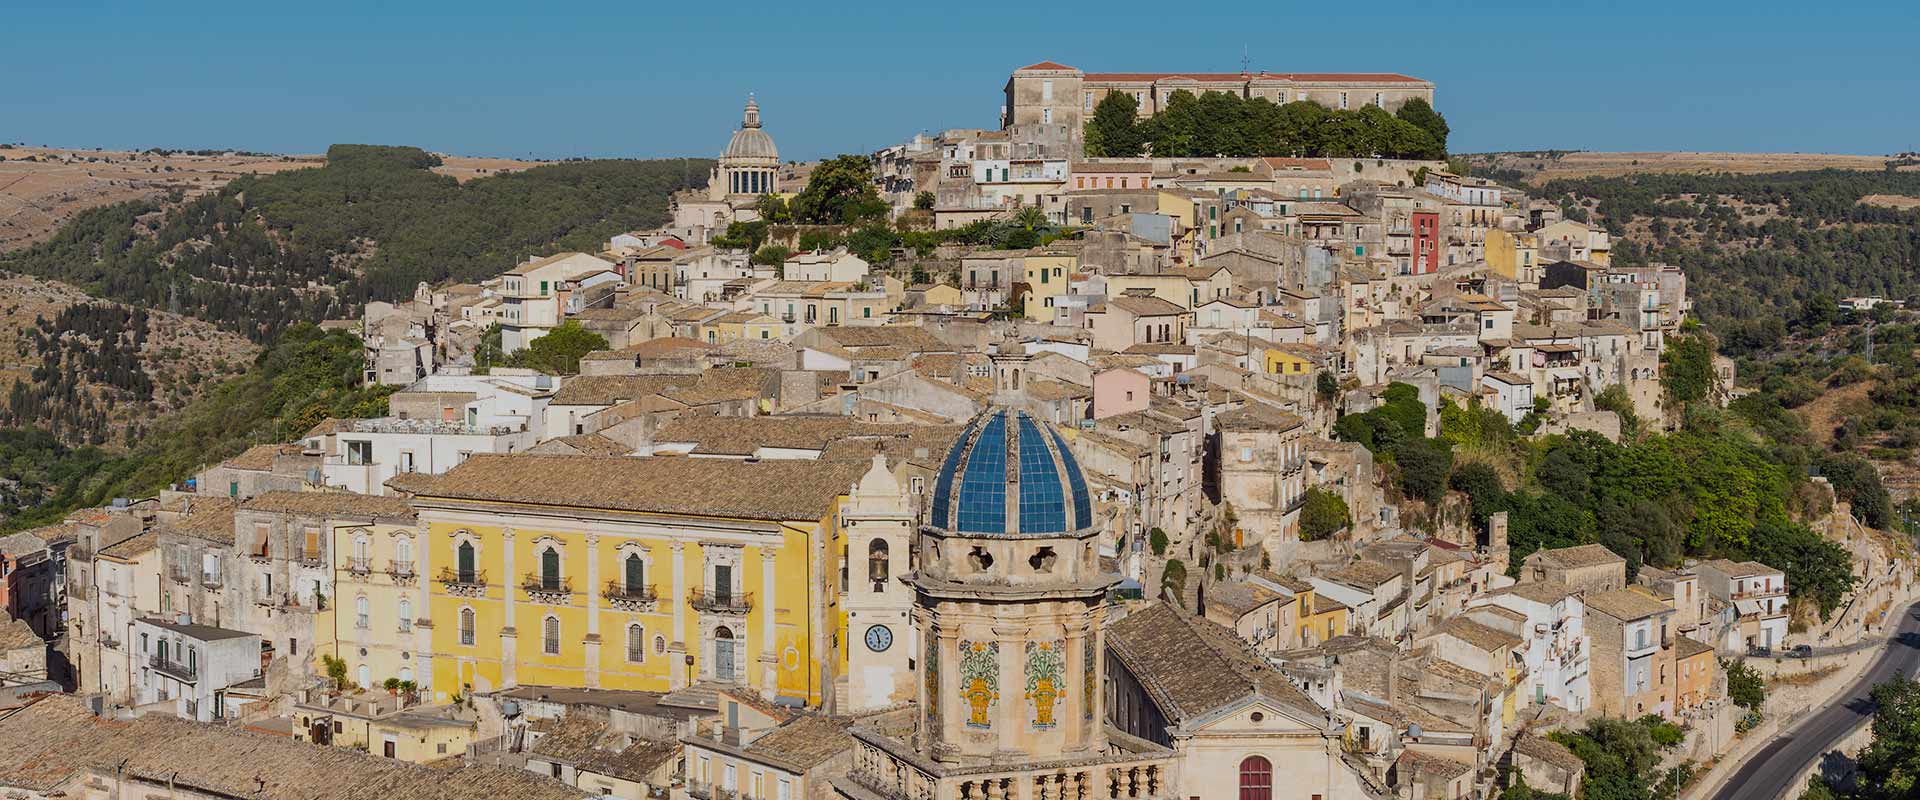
xmin=1083 ymin=91 xmax=1449 ymax=159
xmin=1299 ymin=488 xmax=1352 ymax=541
xmin=4 ymin=304 xmax=157 ymax=445
xmin=0 ymin=145 xmax=710 ymax=339
xmin=1535 ymin=169 xmax=1920 ymax=335
xmin=1333 ymin=383 xmax=1454 ymax=505
xmin=1338 ymin=374 xmax=1858 ymax=616
xmin=1517 ymin=716 xmax=1690 ymax=800
xmin=1 ymin=325 xmax=393 ymax=532
xmin=473 ymin=322 xmax=609 ymax=376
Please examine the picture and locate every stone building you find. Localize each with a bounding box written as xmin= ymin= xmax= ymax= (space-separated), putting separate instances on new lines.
xmin=838 ymin=351 xmax=1176 ymax=800
xmin=712 ymin=95 xmax=780 ymax=199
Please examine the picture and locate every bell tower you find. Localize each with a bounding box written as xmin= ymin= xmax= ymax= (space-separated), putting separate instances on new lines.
xmin=844 ymin=453 xmax=916 ymax=712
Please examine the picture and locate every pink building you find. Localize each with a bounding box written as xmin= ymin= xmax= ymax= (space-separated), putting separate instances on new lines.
xmin=1093 ymin=367 xmax=1152 ymax=419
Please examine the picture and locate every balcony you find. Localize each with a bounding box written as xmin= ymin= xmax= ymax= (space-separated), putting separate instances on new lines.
xmin=149 ymin=654 xmax=197 ymax=683
xmin=200 ymin=574 xmax=224 ymax=590
xmin=386 ymin=560 xmax=417 ymax=585
xmin=297 ymin=550 xmax=326 ymax=569
xmin=167 ymin=569 xmax=191 ymax=585
xmin=688 ymin=589 xmax=753 ymax=615
xmin=521 ymin=573 xmax=575 ymax=605
xmin=436 ymin=568 xmax=488 ymax=599
xmin=346 ymin=556 xmax=373 ymax=577
xmin=605 ymin=581 xmax=660 ymax=612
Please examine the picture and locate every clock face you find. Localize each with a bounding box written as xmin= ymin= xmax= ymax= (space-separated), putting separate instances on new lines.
xmin=864 ymin=624 xmax=894 ymax=653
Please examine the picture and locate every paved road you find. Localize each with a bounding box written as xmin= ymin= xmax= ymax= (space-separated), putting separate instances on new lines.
xmin=1708 ymin=600 xmax=1920 ymax=800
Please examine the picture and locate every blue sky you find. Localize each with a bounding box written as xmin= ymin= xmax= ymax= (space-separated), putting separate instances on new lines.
xmin=4 ymin=0 xmax=1916 ymax=160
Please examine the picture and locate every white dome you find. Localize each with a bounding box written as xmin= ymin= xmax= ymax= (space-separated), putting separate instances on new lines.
xmin=724 ymin=127 xmax=778 ymax=161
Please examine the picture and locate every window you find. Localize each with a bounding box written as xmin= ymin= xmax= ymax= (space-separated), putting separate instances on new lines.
xmin=1083 ymin=92 xmax=1093 ymax=111
xmin=398 ymin=599 xmax=412 ymax=630
xmin=627 ymin=624 xmax=645 ymax=663
xmin=399 ymin=450 xmax=415 ymax=472
xmin=459 ymin=608 xmax=476 ymax=646
xmin=1239 ymin=756 xmax=1272 ymax=800
xmin=1042 ymin=108 xmax=1051 ymax=124
xmin=346 ymin=440 xmax=373 ymax=466
xmin=1041 ymin=79 xmax=1053 ymax=101
xmin=625 ymin=554 xmax=646 ymax=593
xmin=457 ymin=542 xmax=476 ymax=583
xmin=357 ymin=664 xmax=371 ymax=688
xmin=540 ymin=547 xmax=561 ymax=590
xmin=543 ymin=616 xmax=560 ymax=655
xmin=302 ymin=528 xmax=320 ymax=562
xmin=356 ymin=596 xmax=370 ymax=629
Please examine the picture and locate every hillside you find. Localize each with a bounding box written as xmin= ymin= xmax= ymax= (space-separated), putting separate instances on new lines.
xmin=1465 ymin=150 xmax=1909 ymax=183
xmin=0 ymin=145 xmax=713 ymax=341
xmin=0 ymin=272 xmax=259 ymax=448
xmin=0 ymin=145 xmax=542 ymax=252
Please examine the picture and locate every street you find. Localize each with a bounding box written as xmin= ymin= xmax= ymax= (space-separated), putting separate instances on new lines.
xmin=1708 ymin=600 xmax=1920 ymax=800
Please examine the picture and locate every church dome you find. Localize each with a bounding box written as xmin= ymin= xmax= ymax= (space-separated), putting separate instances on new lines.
xmin=721 ymin=95 xmax=778 ymax=162
xmin=927 ymin=408 xmax=1094 ymax=535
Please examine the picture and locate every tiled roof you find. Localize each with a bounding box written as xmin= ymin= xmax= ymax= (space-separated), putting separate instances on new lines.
xmin=1584 ymin=588 xmax=1672 ymax=621
xmin=810 ymin=326 xmax=954 ymax=353
xmin=222 ymin=443 xmax=300 ymax=471
xmin=1207 ymin=581 xmax=1291 ymax=617
xmin=384 ymin=472 xmax=442 ymax=495
xmin=1086 ymin=71 xmax=1426 ymax=84
xmin=1513 ymin=733 xmax=1584 ymax=770
xmin=656 ymin=416 xmax=925 ymax=456
xmin=1107 ymin=603 xmax=1322 ymax=725
xmin=0 ymin=615 xmax=39 ymax=652
xmin=241 ymin=491 xmax=416 ymax=522
xmin=1674 ymin=635 xmax=1715 ymax=660
xmin=539 ymin=434 xmax=632 ymax=456
xmin=1016 ymin=61 xmax=1077 ymax=71
xmin=0 ymin=695 xmax=585 ymax=797
xmin=1396 ymin=748 xmax=1473 ymax=781
xmin=553 ymin=375 xmax=698 ymax=406
xmin=1528 ymin=543 xmax=1625 ymax=570
xmin=418 ymin=454 xmax=863 ymax=522
xmin=1328 ymin=560 xmax=1400 ymax=591
xmin=163 ymin=496 xmax=240 ymax=543
xmin=1433 ymin=618 xmax=1521 ymax=653
xmin=1215 ymin=404 xmax=1304 ymax=433
xmin=97 ymin=531 xmax=159 ymax=561
xmin=1101 ymin=295 xmax=1188 ymax=317
xmin=738 ymin=715 xmax=855 ymax=771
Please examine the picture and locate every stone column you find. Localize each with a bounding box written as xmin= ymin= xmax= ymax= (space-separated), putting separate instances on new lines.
xmin=414 ymin=521 xmax=435 ymax=695
xmin=500 ymin=526 xmax=517 ymax=688
xmin=759 ymin=549 xmax=778 ymax=698
xmin=670 ymin=541 xmax=688 ymax=689
xmin=584 ymin=533 xmax=602 ymax=688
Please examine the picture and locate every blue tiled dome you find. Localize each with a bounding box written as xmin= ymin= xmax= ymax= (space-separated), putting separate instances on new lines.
xmin=928 ymin=409 xmax=1094 ymax=535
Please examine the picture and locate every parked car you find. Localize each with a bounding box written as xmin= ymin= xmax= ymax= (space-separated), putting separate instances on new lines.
xmin=1748 ymin=645 xmax=1772 ymax=658
xmin=1789 ymin=644 xmax=1813 ymax=658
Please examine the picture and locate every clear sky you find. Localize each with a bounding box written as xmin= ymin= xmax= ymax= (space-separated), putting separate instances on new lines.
xmin=4 ymin=0 xmax=1917 ymax=161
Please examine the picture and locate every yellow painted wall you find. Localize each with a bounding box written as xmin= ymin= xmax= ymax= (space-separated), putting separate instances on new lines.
xmin=424 ymin=506 xmax=842 ymax=707
xmin=1103 ymin=274 xmax=1190 ymax=309
xmin=1263 ymin=349 xmax=1315 ymax=377
xmin=370 ymin=718 xmax=475 ymax=763
xmin=333 ymin=520 xmax=423 ymax=691
xmin=1022 ymin=254 xmax=1076 ymax=320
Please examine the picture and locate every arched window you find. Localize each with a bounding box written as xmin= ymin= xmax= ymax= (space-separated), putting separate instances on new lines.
xmin=456 ymin=541 xmax=476 ymax=583
xmin=357 ymin=664 xmax=371 ymax=688
xmin=625 ymin=554 xmax=645 ymax=593
xmin=867 ymin=539 xmax=890 ymax=586
xmin=398 ymin=599 xmax=412 ymax=629
xmin=399 ymin=666 xmax=413 ymax=684
xmin=459 ymin=608 xmax=476 ymax=646
xmin=355 ymin=596 xmax=370 ymax=629
xmin=543 ymin=616 xmax=560 ymax=655
xmin=627 ymin=624 xmax=645 ymax=663
xmin=1238 ymin=756 xmax=1271 ymax=800
xmin=540 ymin=547 xmax=561 ymax=590
xmin=394 ymin=536 xmax=412 ymax=569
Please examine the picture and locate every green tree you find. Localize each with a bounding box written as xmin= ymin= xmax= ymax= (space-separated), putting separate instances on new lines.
xmin=1299 ymin=488 xmax=1352 ymax=541
xmin=1394 ymin=98 xmax=1450 ymax=154
xmin=1394 ymin=437 xmax=1454 ymax=505
xmin=1148 ymin=527 xmax=1169 ymax=556
xmin=506 ymin=321 xmax=608 ymax=375
xmin=756 ymin=193 xmax=791 ymax=223
xmin=1162 ymin=559 xmax=1187 ymax=599
xmin=472 ymin=323 xmax=505 ymax=373
xmin=751 ymin=244 xmax=791 ymax=266
xmin=1853 ymin=677 xmax=1920 ymax=799
xmin=791 ymin=155 xmax=887 ymax=225
xmin=913 ymin=191 xmax=935 ymax=211
xmin=1083 ymin=92 xmax=1145 ymax=158
xmin=1724 ymin=658 xmax=1766 ymax=710
xmin=1661 ymin=334 xmax=1717 ymax=408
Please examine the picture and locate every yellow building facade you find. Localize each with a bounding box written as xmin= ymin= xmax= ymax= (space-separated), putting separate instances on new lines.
xmin=1021 ymin=252 xmax=1077 ymax=321
xmin=410 ymin=454 xmax=871 ymax=707
xmin=1484 ymin=228 xmax=1538 ymax=283
xmin=330 ymin=504 xmax=426 ymax=691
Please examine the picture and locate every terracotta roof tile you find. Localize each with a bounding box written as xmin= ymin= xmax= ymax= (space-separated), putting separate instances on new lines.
xmin=418 ymin=454 xmax=862 ymax=522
